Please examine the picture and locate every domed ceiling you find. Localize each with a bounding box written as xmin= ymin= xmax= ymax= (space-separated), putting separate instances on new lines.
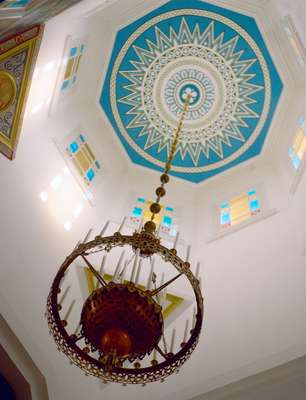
xmin=100 ymin=0 xmax=283 ymax=183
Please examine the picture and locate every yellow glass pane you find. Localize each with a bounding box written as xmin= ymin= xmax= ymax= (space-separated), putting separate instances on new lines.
xmin=72 ymin=158 xmax=83 ymax=176
xmin=83 ymin=143 xmax=95 ymax=163
xmin=75 ymin=150 xmax=90 ymax=173
xmin=74 ymin=55 xmax=82 ymax=74
xmin=231 ymin=212 xmax=251 ymax=226
xmin=230 ymin=193 xmax=248 ymax=206
xmin=292 ymin=129 xmax=304 ymax=153
xmin=64 ymin=58 xmax=75 ymax=80
xmin=297 ymin=136 xmax=306 ymax=160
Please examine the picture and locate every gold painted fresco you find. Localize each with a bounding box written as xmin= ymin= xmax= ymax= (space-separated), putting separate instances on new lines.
xmin=0 ymin=71 xmax=16 ymax=112
xmin=0 ymin=25 xmax=44 ymax=160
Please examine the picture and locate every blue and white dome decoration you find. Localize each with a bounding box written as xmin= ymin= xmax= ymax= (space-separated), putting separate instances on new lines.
xmin=100 ymin=0 xmax=283 ymax=183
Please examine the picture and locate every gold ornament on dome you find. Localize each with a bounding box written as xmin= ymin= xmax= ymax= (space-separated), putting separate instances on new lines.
xmin=0 ymin=71 xmax=16 ymax=112
xmin=46 ymin=94 xmax=204 ymax=385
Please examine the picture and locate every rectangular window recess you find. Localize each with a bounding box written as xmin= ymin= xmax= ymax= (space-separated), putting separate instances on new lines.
xmin=208 ymin=208 xmax=279 ymax=243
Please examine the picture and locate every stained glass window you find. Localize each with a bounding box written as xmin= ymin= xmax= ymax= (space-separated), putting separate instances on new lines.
xmin=61 ymin=44 xmax=85 ymax=91
xmin=289 ymin=117 xmax=306 ymax=170
xmin=65 ymin=134 xmax=100 ymax=185
xmin=220 ymin=189 xmax=260 ymax=228
xmin=130 ymin=198 xmax=176 ymax=236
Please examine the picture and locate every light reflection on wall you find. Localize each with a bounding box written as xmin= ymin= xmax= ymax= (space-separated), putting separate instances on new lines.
xmin=39 ymin=166 xmax=86 ymax=231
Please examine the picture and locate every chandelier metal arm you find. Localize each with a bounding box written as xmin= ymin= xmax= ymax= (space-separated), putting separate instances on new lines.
xmin=81 ymin=255 xmax=107 ymax=287
xmin=150 ymin=272 xmax=183 ymax=297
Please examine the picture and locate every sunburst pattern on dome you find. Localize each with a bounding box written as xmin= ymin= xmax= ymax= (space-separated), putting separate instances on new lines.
xmin=101 ymin=0 xmax=283 ymax=183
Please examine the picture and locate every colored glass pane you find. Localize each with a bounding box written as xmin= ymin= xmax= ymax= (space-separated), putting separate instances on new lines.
xmin=165 ymin=206 xmax=174 ymax=212
xmin=69 ymin=141 xmax=79 ymax=154
xmin=61 ymin=80 xmax=70 ymax=91
xmin=220 ymin=212 xmax=230 ymax=225
xmin=137 ymin=197 xmax=145 ymax=203
xmin=249 ymin=199 xmax=260 ymax=212
xmin=86 ymin=169 xmax=95 ymax=182
xmin=95 ymin=161 xmax=101 ymax=169
xmin=70 ymin=47 xmax=78 ymax=57
xmin=163 ymin=215 xmax=172 ymax=227
xmin=133 ymin=207 xmax=142 ymax=217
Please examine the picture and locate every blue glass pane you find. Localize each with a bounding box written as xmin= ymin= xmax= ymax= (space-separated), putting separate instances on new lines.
xmin=248 ymin=189 xmax=256 ymax=196
xmin=298 ymin=116 xmax=305 ymax=128
xmin=288 ymin=147 xmax=294 ymax=159
xmin=220 ymin=202 xmax=229 ymax=209
xmin=95 ymin=161 xmax=101 ymax=169
xmin=80 ymin=44 xmax=85 ymax=54
xmin=163 ymin=216 xmax=172 ymax=227
xmin=61 ymin=80 xmax=70 ymax=91
xmin=79 ymin=134 xmax=85 ymax=143
xmin=72 ymin=75 xmax=77 ymax=84
xmin=220 ymin=212 xmax=230 ymax=225
xmin=137 ymin=197 xmax=145 ymax=203
xmin=86 ymin=169 xmax=95 ymax=182
xmin=70 ymin=47 xmax=78 ymax=57
xmin=165 ymin=206 xmax=174 ymax=212
xmin=69 ymin=141 xmax=79 ymax=154
xmin=132 ymin=207 xmax=143 ymax=217
xmin=292 ymin=154 xmax=301 ymax=170
xmin=249 ymin=199 xmax=260 ymax=212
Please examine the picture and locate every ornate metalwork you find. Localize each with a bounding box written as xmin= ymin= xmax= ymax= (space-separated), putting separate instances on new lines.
xmin=46 ymin=231 xmax=203 ymax=384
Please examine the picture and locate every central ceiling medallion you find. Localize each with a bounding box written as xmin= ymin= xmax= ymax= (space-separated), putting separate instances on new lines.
xmin=101 ymin=0 xmax=283 ymax=183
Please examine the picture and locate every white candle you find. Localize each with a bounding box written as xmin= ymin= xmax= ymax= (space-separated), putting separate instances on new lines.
xmin=114 ymin=250 xmax=125 ymax=281
xmin=73 ymin=240 xmax=81 ymax=250
xmin=96 ymin=255 xmax=107 ymax=289
xmin=156 ymin=222 xmax=161 ymax=236
xmin=59 ymin=285 xmax=71 ymax=305
xmin=138 ymin=218 xmax=144 ymax=232
xmin=83 ymin=228 xmax=92 ymax=243
xmin=130 ymin=250 xmax=139 ymax=282
xmin=192 ymin=307 xmax=196 ymax=328
xmin=195 ymin=262 xmax=200 ymax=278
xmin=170 ymin=328 xmax=176 ymax=353
xmin=135 ymin=258 xmax=142 ymax=285
xmin=146 ymin=259 xmax=155 ymax=290
xmin=183 ymin=319 xmax=189 ymax=343
xmin=186 ymin=245 xmax=191 ymax=262
xmin=64 ymin=299 xmax=76 ymax=321
xmin=118 ymin=216 xmax=127 ymax=233
xmin=120 ymin=260 xmax=128 ymax=283
xmin=99 ymin=221 xmax=110 ymax=237
xmin=173 ymin=231 xmax=180 ymax=250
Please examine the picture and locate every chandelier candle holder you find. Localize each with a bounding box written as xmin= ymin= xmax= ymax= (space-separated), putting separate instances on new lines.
xmin=46 ymin=96 xmax=204 ymax=385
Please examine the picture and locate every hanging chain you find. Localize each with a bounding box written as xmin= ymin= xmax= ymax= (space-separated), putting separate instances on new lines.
xmin=144 ymin=94 xmax=191 ymax=232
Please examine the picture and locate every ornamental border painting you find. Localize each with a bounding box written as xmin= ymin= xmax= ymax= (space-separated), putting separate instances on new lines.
xmin=0 ymin=25 xmax=43 ymax=160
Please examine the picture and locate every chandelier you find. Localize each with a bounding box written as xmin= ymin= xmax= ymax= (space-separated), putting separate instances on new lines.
xmin=46 ymin=95 xmax=203 ymax=385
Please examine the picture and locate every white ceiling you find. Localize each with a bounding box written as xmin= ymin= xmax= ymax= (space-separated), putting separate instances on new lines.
xmin=0 ymin=1 xmax=306 ymax=400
